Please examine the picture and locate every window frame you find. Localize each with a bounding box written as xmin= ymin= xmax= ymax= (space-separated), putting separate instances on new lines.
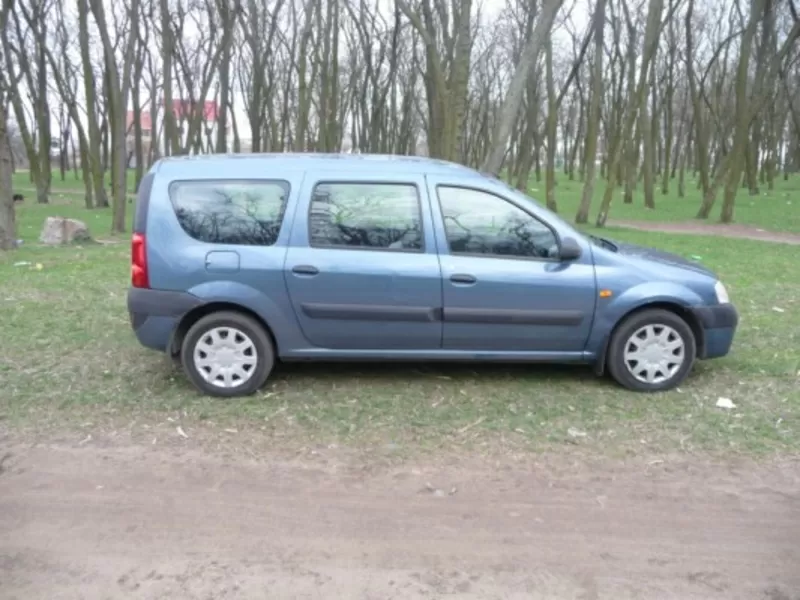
xmin=168 ymin=178 xmax=291 ymax=247
xmin=434 ymin=184 xmax=562 ymax=263
xmin=306 ymin=180 xmax=426 ymax=254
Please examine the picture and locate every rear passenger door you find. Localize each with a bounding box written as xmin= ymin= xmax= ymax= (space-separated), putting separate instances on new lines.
xmin=283 ymin=172 xmax=444 ymax=350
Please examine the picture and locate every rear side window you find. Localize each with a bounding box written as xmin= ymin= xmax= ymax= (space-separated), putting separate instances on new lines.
xmin=308 ymin=182 xmax=423 ymax=251
xmin=169 ymin=180 xmax=289 ymax=246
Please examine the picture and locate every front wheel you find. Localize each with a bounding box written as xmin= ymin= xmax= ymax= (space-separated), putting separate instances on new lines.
xmin=606 ymin=309 xmax=697 ymax=392
xmin=180 ymin=311 xmax=274 ymax=397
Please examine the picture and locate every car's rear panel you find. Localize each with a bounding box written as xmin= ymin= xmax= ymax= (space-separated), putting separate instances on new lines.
xmin=127 ymin=157 xmax=310 ymax=354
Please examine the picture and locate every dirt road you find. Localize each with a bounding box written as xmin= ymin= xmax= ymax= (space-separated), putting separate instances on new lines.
xmin=1 ymin=440 xmax=799 ymax=600
xmin=608 ymin=219 xmax=800 ymax=245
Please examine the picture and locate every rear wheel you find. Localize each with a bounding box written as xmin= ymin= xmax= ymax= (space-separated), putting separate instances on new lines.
xmin=607 ymin=309 xmax=696 ymax=392
xmin=180 ymin=311 xmax=274 ymax=397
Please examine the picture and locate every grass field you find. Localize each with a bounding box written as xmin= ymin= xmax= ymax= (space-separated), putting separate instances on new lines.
xmin=2 ymin=168 xmax=800 ymax=458
xmin=543 ymin=174 xmax=800 ymax=234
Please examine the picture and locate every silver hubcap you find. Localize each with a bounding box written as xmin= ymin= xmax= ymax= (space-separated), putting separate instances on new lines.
xmin=193 ymin=326 xmax=258 ymax=389
xmin=623 ymin=324 xmax=685 ymax=385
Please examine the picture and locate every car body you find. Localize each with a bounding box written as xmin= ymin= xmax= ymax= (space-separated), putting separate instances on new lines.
xmin=127 ymin=153 xmax=738 ymax=397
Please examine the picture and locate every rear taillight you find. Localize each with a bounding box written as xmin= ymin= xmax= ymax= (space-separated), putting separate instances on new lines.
xmin=131 ymin=232 xmax=150 ymax=288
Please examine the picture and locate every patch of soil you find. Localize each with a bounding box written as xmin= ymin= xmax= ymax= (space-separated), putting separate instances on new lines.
xmin=1 ymin=439 xmax=799 ymax=599
xmin=610 ymin=220 xmax=800 ymax=245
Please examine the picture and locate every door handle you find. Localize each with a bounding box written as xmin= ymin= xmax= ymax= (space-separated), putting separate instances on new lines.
xmin=292 ymin=265 xmax=319 ymax=276
xmin=450 ymin=274 xmax=477 ymax=284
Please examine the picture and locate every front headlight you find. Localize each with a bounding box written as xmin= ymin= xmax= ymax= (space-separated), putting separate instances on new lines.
xmin=714 ymin=280 xmax=730 ymax=304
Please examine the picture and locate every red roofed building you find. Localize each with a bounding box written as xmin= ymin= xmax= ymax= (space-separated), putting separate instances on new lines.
xmin=126 ymin=99 xmax=231 ymax=163
xmin=166 ymin=99 xmax=219 ymax=122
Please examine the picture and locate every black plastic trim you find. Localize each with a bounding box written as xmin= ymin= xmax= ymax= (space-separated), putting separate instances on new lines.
xmin=133 ymin=172 xmax=155 ymax=233
xmin=130 ymin=311 xmax=147 ymax=330
xmin=688 ymin=304 xmax=739 ymax=330
xmin=127 ymin=288 xmax=204 ymax=323
xmin=444 ymin=308 xmax=585 ymax=326
xmin=450 ymin=274 xmax=477 ymax=284
xmin=301 ymin=302 xmax=441 ymax=323
xmin=292 ymin=264 xmax=320 ymax=275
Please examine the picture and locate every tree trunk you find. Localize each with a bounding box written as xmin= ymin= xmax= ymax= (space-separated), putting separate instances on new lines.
xmin=481 ymin=0 xmax=563 ymax=174
xmin=78 ymin=0 xmax=108 ymax=208
xmin=685 ymin=0 xmax=710 ymax=198
xmin=544 ymin=36 xmax=558 ymax=211
xmin=596 ymin=0 xmax=664 ymax=226
xmin=575 ymin=0 xmax=606 ymax=224
xmin=641 ymin=66 xmax=656 ymax=209
xmin=34 ymin=23 xmax=51 ymax=204
xmin=89 ymin=0 xmax=140 ymax=232
xmin=0 ymin=101 xmax=16 ymax=250
xmin=215 ymin=0 xmax=234 ymax=154
xmin=160 ymin=0 xmax=180 ymax=156
xmin=707 ymin=0 xmax=764 ymax=222
xmin=661 ymin=22 xmax=676 ymax=194
xmin=295 ymin=0 xmax=317 ymax=151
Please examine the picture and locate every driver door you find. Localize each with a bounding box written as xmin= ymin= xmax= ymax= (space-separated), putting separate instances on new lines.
xmin=425 ymin=177 xmax=597 ymax=353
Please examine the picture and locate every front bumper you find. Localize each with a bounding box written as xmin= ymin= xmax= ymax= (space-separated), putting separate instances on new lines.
xmin=127 ymin=288 xmax=203 ymax=352
xmin=688 ymin=303 xmax=739 ymax=359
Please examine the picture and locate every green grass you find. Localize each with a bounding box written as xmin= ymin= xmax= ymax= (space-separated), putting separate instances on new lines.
xmin=2 ymin=169 xmax=800 ymax=458
xmin=11 ymin=168 xmax=138 ymax=192
xmin=11 ymin=169 xmax=137 ymax=243
xmin=532 ymin=171 xmax=800 ymax=234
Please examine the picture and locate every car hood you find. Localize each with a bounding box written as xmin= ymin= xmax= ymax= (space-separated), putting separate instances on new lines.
xmin=606 ymin=239 xmax=717 ymax=278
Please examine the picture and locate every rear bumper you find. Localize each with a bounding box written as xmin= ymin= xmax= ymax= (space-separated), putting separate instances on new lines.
xmin=688 ymin=303 xmax=739 ymax=359
xmin=127 ymin=288 xmax=203 ymax=352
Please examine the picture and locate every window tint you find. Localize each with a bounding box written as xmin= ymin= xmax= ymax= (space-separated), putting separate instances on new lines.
xmin=437 ymin=186 xmax=558 ymax=259
xmin=169 ymin=180 xmax=289 ymax=246
xmin=309 ymin=182 xmax=423 ymax=251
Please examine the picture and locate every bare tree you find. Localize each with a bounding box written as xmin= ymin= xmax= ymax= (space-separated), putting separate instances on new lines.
xmin=397 ymin=0 xmax=474 ymax=161
xmin=1 ymin=0 xmax=797 ymax=238
xmin=0 ymin=0 xmax=54 ymax=204
xmin=78 ymin=0 xmax=109 ymax=208
xmin=0 ymin=0 xmax=16 ymax=250
xmin=482 ymin=0 xmax=563 ymax=175
xmin=596 ymin=0 xmax=665 ymax=226
xmin=574 ymin=0 xmax=606 ymax=223
xmin=88 ymin=0 xmax=140 ymax=231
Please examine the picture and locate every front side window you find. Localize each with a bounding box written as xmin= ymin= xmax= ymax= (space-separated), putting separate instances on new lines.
xmin=437 ymin=186 xmax=558 ymax=259
xmin=169 ymin=180 xmax=289 ymax=246
xmin=308 ymin=182 xmax=423 ymax=251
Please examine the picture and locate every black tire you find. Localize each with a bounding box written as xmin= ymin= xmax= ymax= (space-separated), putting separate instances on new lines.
xmin=180 ymin=311 xmax=274 ymax=398
xmin=606 ymin=308 xmax=697 ymax=392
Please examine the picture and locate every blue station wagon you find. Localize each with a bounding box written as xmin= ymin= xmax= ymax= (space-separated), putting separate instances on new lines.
xmin=127 ymin=153 xmax=739 ymax=398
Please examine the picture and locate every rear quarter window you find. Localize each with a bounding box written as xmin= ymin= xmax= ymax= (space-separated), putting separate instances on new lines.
xmin=168 ymin=180 xmax=289 ymax=246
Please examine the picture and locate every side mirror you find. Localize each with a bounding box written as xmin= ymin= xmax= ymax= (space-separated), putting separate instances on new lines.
xmin=559 ymin=236 xmax=582 ymax=261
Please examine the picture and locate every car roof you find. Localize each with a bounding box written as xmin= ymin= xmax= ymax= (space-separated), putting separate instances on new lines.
xmin=153 ymin=152 xmax=482 ymax=178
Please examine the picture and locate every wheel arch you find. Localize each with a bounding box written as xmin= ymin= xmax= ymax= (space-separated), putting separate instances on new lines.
xmin=169 ymin=302 xmax=279 ymax=358
xmin=593 ymin=301 xmax=705 ymax=376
